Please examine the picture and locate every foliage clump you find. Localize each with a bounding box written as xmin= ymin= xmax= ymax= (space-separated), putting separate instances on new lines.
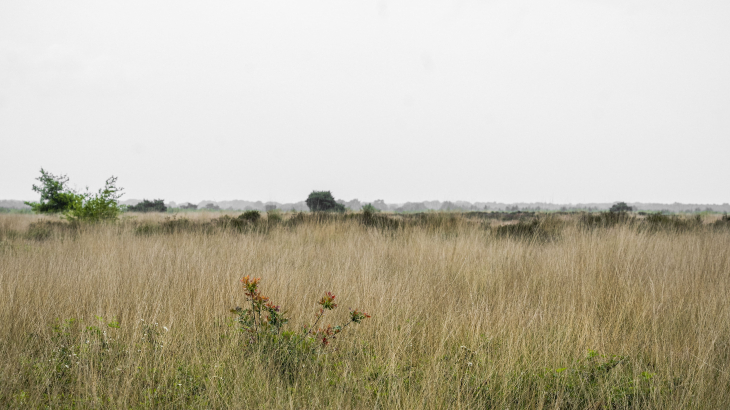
xmin=127 ymin=199 xmax=167 ymax=213
xmin=609 ymin=202 xmax=633 ymax=213
xmin=24 ymin=169 xmax=79 ymax=214
xmin=642 ymin=213 xmax=702 ymax=232
xmin=712 ymin=213 xmax=730 ymax=229
xmin=306 ymin=191 xmax=345 ymax=213
xmin=239 ymin=210 xmax=261 ymax=222
xmin=65 ymin=176 xmax=125 ymax=222
xmin=24 ymin=169 xmax=125 ymax=222
xmin=579 ymin=211 xmax=635 ymax=229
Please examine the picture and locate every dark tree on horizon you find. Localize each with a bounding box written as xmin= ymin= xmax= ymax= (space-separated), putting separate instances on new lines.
xmin=306 ymin=191 xmax=345 ymax=212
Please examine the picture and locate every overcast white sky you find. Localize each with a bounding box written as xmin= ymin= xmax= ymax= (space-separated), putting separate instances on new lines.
xmin=1 ymin=0 xmax=729 ymax=204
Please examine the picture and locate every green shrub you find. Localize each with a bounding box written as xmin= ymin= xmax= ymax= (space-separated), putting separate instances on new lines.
xmin=24 ymin=168 xmax=81 ymax=214
xmin=643 ymin=213 xmax=701 ymax=232
xmin=65 ymin=176 xmax=126 ymax=222
xmin=305 ymin=191 xmax=345 ymax=213
xmin=609 ymin=202 xmax=633 ymax=213
xmin=231 ymin=276 xmax=370 ymax=380
xmin=239 ymin=210 xmax=261 ymax=222
xmin=361 ymin=203 xmax=379 ymax=214
xmin=127 ymin=199 xmax=167 ymax=213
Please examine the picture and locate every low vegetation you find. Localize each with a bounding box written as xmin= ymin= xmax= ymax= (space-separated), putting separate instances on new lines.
xmin=0 ymin=210 xmax=728 ymax=408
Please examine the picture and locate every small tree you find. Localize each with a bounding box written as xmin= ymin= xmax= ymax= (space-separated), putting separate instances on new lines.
xmin=25 ymin=168 xmax=81 ymax=214
xmin=609 ymin=202 xmax=633 ymax=213
xmin=127 ymin=199 xmax=167 ymax=213
xmin=306 ymin=191 xmax=345 ymax=213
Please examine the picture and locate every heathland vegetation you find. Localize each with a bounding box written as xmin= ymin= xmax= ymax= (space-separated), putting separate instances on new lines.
xmin=1 ymin=208 xmax=729 ymax=408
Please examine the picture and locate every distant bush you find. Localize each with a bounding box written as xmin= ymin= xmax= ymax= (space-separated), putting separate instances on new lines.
xmin=127 ymin=199 xmax=167 ymax=213
xmin=361 ymin=206 xmax=401 ymax=230
xmin=609 ymin=202 xmax=633 ymax=213
xmin=267 ymin=209 xmax=283 ymax=224
xmin=712 ymin=213 xmax=730 ymax=229
xmin=203 ymin=203 xmax=221 ymax=211
xmin=461 ymin=211 xmax=536 ymax=221
xmin=361 ymin=203 xmax=379 ymax=214
xmin=24 ymin=169 xmax=125 ymax=222
xmin=306 ymin=191 xmax=345 ymax=213
xmin=579 ymin=211 xmax=635 ymax=229
xmin=180 ymin=203 xmax=198 ymax=210
xmin=135 ymin=216 xmax=202 ymax=235
xmin=643 ymin=213 xmax=701 ymax=232
xmin=494 ymin=216 xmax=563 ymax=242
xmin=239 ymin=210 xmax=261 ymax=222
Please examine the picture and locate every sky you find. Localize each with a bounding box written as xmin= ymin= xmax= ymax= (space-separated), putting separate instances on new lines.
xmin=1 ymin=0 xmax=729 ymax=204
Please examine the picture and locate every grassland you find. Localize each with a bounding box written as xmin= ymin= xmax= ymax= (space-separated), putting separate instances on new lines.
xmin=1 ymin=212 xmax=729 ymax=409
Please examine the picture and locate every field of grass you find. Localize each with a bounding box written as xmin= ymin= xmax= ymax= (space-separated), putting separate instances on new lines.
xmin=1 ymin=212 xmax=729 ymax=408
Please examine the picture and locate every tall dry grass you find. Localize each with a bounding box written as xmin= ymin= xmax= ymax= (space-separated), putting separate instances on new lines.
xmin=0 ymin=212 xmax=729 ymax=408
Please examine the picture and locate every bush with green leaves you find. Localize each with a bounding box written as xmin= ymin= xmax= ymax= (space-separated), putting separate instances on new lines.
xmin=305 ymin=191 xmax=345 ymax=213
xmin=127 ymin=199 xmax=167 ymax=213
xmin=24 ymin=169 xmax=81 ymax=214
xmin=24 ymin=169 xmax=125 ymax=222
xmin=239 ymin=210 xmax=261 ymax=222
xmin=361 ymin=203 xmax=379 ymax=214
xmin=65 ymin=176 xmax=126 ymax=222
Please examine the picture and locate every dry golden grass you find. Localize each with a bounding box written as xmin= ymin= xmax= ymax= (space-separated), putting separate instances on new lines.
xmin=0 ymin=212 xmax=729 ymax=408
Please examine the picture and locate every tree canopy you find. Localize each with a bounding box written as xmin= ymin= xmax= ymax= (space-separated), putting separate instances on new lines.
xmin=609 ymin=202 xmax=633 ymax=213
xmin=306 ymin=191 xmax=345 ymax=213
xmin=24 ymin=168 xmax=79 ymax=214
